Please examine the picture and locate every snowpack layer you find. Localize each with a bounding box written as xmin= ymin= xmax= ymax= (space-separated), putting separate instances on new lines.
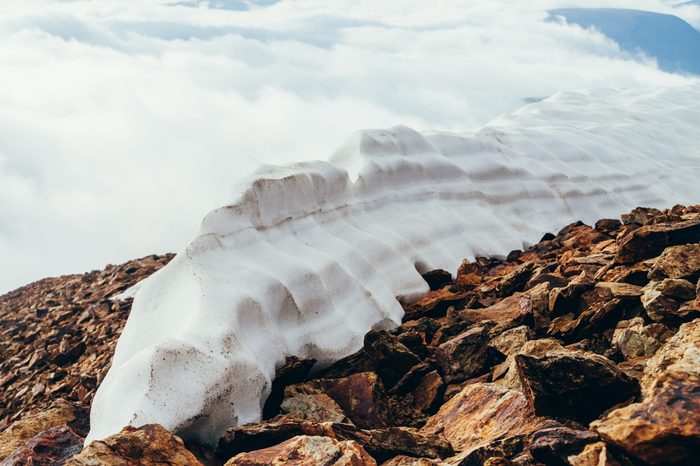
xmin=88 ymin=83 xmax=700 ymax=445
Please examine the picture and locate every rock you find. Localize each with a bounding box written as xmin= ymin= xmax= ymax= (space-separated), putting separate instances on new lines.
xmin=262 ymin=356 xmax=316 ymax=419
xmin=611 ymin=318 xmax=672 ymax=360
xmin=405 ymin=288 xmax=472 ymax=320
xmin=411 ymin=371 xmax=444 ymax=413
xmin=364 ymin=331 xmax=422 ymax=388
xmin=67 ymin=424 xmax=202 ymax=465
xmin=595 ymin=219 xmax=622 ymax=234
xmin=433 ymin=326 xmax=489 ymax=383
xmin=422 ymin=270 xmax=453 ymax=291
xmin=614 ymin=219 xmax=700 ymax=265
xmin=527 ymin=427 xmax=599 ymax=465
xmin=655 ymin=278 xmax=696 ymax=301
xmin=224 ymin=435 xmax=376 ymax=465
xmin=621 ymin=207 xmax=664 ymax=226
xmin=591 ymin=320 xmax=699 ymax=465
xmin=647 ymin=244 xmax=700 ymax=281
xmin=567 ymin=442 xmax=629 ymax=466
xmin=489 ymin=326 xmax=533 ymax=357
xmin=696 ymin=280 xmax=700 ymax=311
xmin=280 ymin=385 xmax=350 ymax=424
xmin=1 ymin=425 xmax=83 ymax=465
xmin=492 ymin=338 xmax=565 ymax=389
xmin=421 ymin=383 xmax=550 ymax=456
xmin=330 ymin=424 xmax=453 ymax=463
xmin=381 ymin=456 xmax=446 ymax=465
xmin=641 ymin=282 xmax=681 ymax=322
xmin=459 ymin=294 xmax=531 ymax=335
xmin=520 ymin=282 xmax=551 ymax=332
xmin=300 ymin=372 xmax=390 ymax=429
xmin=592 ymin=282 xmax=642 ymax=300
xmin=0 ymin=399 xmax=88 ymax=461
xmin=515 ymin=351 xmax=640 ymax=423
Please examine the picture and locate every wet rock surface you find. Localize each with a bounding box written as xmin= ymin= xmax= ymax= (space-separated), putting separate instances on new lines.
xmin=2 ymin=205 xmax=700 ymax=465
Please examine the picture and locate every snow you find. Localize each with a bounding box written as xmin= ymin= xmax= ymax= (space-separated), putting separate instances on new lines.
xmin=87 ymin=83 xmax=700 ymax=445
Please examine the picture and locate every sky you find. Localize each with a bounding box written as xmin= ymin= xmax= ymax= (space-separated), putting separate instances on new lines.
xmin=1 ymin=0 xmax=699 ymax=294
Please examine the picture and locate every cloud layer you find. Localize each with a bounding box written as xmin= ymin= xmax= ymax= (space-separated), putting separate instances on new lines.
xmin=1 ymin=0 xmax=698 ymax=293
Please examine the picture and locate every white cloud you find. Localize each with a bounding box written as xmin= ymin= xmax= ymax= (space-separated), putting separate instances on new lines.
xmin=1 ymin=0 xmax=698 ymax=293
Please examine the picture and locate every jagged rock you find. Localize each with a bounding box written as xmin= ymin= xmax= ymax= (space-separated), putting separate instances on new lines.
xmin=592 ymin=282 xmax=642 ymax=300
xmin=595 ymin=218 xmax=622 ymax=234
xmin=492 ymin=338 xmax=565 ymax=389
xmin=67 ymin=424 xmax=202 ymax=465
xmin=433 ymin=326 xmax=489 ymax=383
xmin=527 ymin=427 xmax=599 ymax=465
xmin=591 ymin=320 xmax=699 ymax=465
xmin=549 ymin=273 xmax=594 ymax=316
xmin=0 ymin=399 xmax=88 ymax=461
xmin=489 ymin=326 xmax=533 ymax=357
xmin=640 ymin=281 xmax=697 ymax=322
xmin=459 ymin=294 xmax=530 ymax=335
xmin=292 ymin=372 xmax=390 ymax=429
xmin=655 ymin=278 xmax=696 ymax=301
xmin=262 ymin=356 xmax=316 ymax=419
xmin=519 ymin=282 xmax=551 ymax=332
xmin=611 ymin=317 xmax=671 ymax=360
xmin=422 ymin=270 xmax=453 ymax=291
xmin=567 ymin=442 xmax=630 ymax=466
xmin=614 ymin=219 xmax=700 ymax=265
xmin=411 ymin=371 xmax=444 ymax=413
xmin=1 ymin=425 xmax=83 ymax=466
xmin=280 ymin=385 xmax=350 ymax=424
xmin=421 ymin=383 xmax=550 ymax=457
xmin=224 ymin=435 xmax=376 ymax=465
xmin=381 ymin=456 xmax=446 ymax=465
xmin=647 ymin=244 xmax=700 ymax=281
xmin=621 ymin=207 xmax=665 ymax=226
xmin=515 ymin=351 xmax=639 ymax=423
xmin=364 ymin=331 xmax=422 ymax=388
xmin=405 ymin=288 xmax=472 ymax=320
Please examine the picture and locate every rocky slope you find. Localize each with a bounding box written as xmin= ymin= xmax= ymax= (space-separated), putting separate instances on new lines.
xmin=1 ymin=205 xmax=699 ymax=465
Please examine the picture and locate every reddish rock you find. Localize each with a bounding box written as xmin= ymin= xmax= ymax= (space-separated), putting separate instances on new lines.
xmin=647 ymin=244 xmax=700 ymax=281
xmin=614 ymin=219 xmax=700 ymax=265
xmin=411 ymin=370 xmax=444 ymax=413
xmin=262 ymin=356 xmax=316 ymax=419
xmin=611 ymin=318 xmax=672 ymax=360
xmin=527 ymin=427 xmax=599 ymax=465
xmin=364 ymin=331 xmax=422 ymax=388
xmin=567 ymin=442 xmax=630 ymax=466
xmin=67 ymin=424 xmax=202 ymax=465
xmin=433 ymin=326 xmax=489 ymax=383
xmin=224 ymin=435 xmax=376 ymax=465
xmin=1 ymin=425 xmax=83 ymax=465
xmin=459 ymin=293 xmax=531 ymax=334
xmin=280 ymin=385 xmax=350 ymax=424
xmin=515 ymin=352 xmax=639 ymax=423
xmin=421 ymin=270 xmax=452 ymax=291
xmin=655 ymin=279 xmax=696 ymax=301
xmin=381 ymin=456 xmax=446 ymax=465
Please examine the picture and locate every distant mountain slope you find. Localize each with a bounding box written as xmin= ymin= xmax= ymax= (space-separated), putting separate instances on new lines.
xmin=550 ymin=8 xmax=700 ymax=75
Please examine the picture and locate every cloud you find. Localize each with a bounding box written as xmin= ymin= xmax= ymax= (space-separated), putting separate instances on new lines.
xmin=0 ymin=0 xmax=698 ymax=293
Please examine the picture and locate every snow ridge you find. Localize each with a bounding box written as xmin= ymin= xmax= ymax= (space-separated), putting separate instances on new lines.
xmin=88 ymin=83 xmax=700 ymax=445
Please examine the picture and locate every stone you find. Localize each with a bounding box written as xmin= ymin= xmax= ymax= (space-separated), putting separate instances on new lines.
xmin=421 ymin=269 xmax=453 ymax=291
xmin=411 ymin=371 xmax=444 ymax=413
xmin=567 ymin=442 xmax=628 ymax=466
xmin=262 ymin=356 xmax=316 ymax=419
xmin=611 ymin=318 xmax=671 ymax=360
xmin=641 ymin=319 xmax=700 ymax=393
xmin=489 ymin=326 xmax=533 ymax=357
xmin=527 ymin=427 xmax=599 ymax=465
xmin=647 ymin=244 xmax=700 ymax=281
xmin=614 ymin=219 xmax=700 ymax=265
xmin=381 ymin=456 xmax=446 ymax=465
xmin=592 ymin=282 xmax=642 ymax=300
xmin=433 ymin=326 xmax=489 ymax=383
xmin=520 ymin=282 xmax=551 ymax=332
xmin=67 ymin=424 xmax=202 ymax=466
xmin=280 ymin=385 xmax=350 ymax=424
xmin=224 ymin=435 xmax=376 ymax=466
xmin=0 ymin=399 xmax=88 ymax=461
xmin=1 ymin=425 xmax=83 ymax=466
xmin=621 ymin=207 xmax=664 ymax=226
xmin=515 ymin=352 xmax=640 ymax=423
xmin=421 ymin=383 xmax=550 ymax=455
xmin=459 ymin=294 xmax=530 ymax=335
xmin=641 ymin=282 xmax=681 ymax=322
xmin=595 ymin=219 xmax=622 ymax=234
xmin=654 ymin=278 xmax=696 ymax=301
xmin=364 ymin=330 xmax=422 ymax=389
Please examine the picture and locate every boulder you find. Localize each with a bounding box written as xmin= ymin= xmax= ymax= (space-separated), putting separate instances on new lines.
xmin=614 ymin=219 xmax=700 ymax=265
xmin=655 ymin=279 xmax=696 ymax=301
xmin=459 ymin=294 xmax=531 ymax=334
xmin=515 ymin=352 xmax=639 ymax=423
xmin=647 ymin=244 xmax=700 ymax=281
xmin=67 ymin=424 xmax=202 ymax=465
xmin=492 ymin=338 xmax=565 ymax=389
xmin=224 ymin=435 xmax=376 ymax=465
xmin=433 ymin=326 xmax=489 ymax=383
xmin=1 ymin=425 xmax=83 ymax=466
xmin=591 ymin=320 xmax=700 ymax=465
xmin=0 ymin=399 xmax=88 ymax=461
xmin=411 ymin=370 xmax=444 ymax=413
xmin=421 ymin=383 xmax=550 ymax=456
xmin=611 ymin=318 xmax=672 ymax=360
xmin=641 ymin=282 xmax=682 ymax=322
xmin=364 ymin=331 xmax=422 ymax=388
xmin=280 ymin=385 xmax=350 ymax=424
xmin=528 ymin=427 xmax=599 ymax=465
xmin=421 ymin=270 xmax=452 ymax=291
xmin=489 ymin=326 xmax=533 ymax=357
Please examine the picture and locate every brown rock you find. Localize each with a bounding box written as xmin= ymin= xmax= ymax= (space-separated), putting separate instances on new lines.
xmin=1 ymin=425 xmax=83 ymax=466
xmin=527 ymin=427 xmax=599 ymax=465
xmin=515 ymin=352 xmax=639 ymax=423
xmin=611 ymin=318 xmax=671 ymax=360
xmin=640 ymin=281 xmax=698 ymax=322
xmin=614 ymin=219 xmax=700 ymax=265
xmin=262 ymin=356 xmax=316 ymax=419
xmin=381 ymin=456 xmax=446 ymax=465
xmin=489 ymin=326 xmax=533 ymax=357
xmin=0 ymin=399 xmax=87 ymax=461
xmin=421 ymin=270 xmax=452 ymax=291
xmin=67 ymin=424 xmax=202 ymax=465
xmin=592 ymin=282 xmax=642 ymax=300
xmin=621 ymin=207 xmax=664 ymax=226
xmin=641 ymin=319 xmax=700 ymax=393
xmin=492 ymin=339 xmax=565 ymax=389
xmin=433 ymin=326 xmax=489 ymax=383
xmin=224 ymin=435 xmax=376 ymax=466
xmin=647 ymin=244 xmax=700 ymax=281
xmin=459 ymin=294 xmax=530 ymax=335
xmin=411 ymin=371 xmax=444 ymax=413
xmin=595 ymin=219 xmax=622 ymax=234
xmin=567 ymin=442 xmax=628 ymax=466
xmin=655 ymin=278 xmax=696 ymax=301
xmin=520 ymin=282 xmax=552 ymax=332
xmin=280 ymin=385 xmax=350 ymax=424
xmin=364 ymin=330 xmax=422 ymax=388
xmin=421 ymin=383 xmax=549 ymax=455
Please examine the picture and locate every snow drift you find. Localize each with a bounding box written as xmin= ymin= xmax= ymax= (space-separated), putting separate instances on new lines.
xmin=88 ymin=83 xmax=700 ymax=444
